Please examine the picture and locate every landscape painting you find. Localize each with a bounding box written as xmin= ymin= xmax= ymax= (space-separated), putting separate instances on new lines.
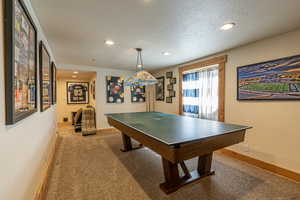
xmin=237 ymin=55 xmax=300 ymax=100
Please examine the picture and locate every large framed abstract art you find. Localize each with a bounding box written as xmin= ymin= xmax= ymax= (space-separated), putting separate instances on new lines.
xmin=106 ymin=76 xmax=124 ymax=103
xmin=51 ymin=62 xmax=57 ymax=104
xmin=155 ymin=76 xmax=165 ymax=101
xmin=237 ymin=54 xmax=300 ymax=100
xmin=4 ymin=0 xmax=38 ymax=124
xmin=39 ymin=41 xmax=52 ymax=111
xmin=131 ymin=86 xmax=146 ymax=103
xmin=67 ymin=82 xmax=89 ymax=104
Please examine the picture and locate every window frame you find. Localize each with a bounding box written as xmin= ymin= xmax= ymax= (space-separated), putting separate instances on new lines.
xmin=178 ymin=55 xmax=227 ymax=122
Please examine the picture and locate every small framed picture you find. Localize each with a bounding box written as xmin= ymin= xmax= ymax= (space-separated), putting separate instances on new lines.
xmin=169 ymin=90 xmax=176 ymax=97
xmin=166 ymin=71 xmax=173 ymax=78
xmin=167 ymin=84 xmax=173 ymax=91
xmin=166 ymin=97 xmax=172 ymax=103
xmin=170 ymin=78 xmax=176 ymax=84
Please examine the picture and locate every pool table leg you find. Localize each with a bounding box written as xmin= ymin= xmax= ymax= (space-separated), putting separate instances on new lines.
xmin=198 ymin=153 xmax=213 ymax=174
xmin=120 ymin=132 xmax=143 ymax=152
xmin=160 ymin=153 xmax=215 ymax=194
xmin=160 ymin=158 xmax=181 ymax=189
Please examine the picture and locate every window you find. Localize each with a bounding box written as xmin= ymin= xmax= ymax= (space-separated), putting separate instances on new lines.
xmin=179 ymin=55 xmax=227 ymax=122
xmin=182 ymin=65 xmax=219 ymax=120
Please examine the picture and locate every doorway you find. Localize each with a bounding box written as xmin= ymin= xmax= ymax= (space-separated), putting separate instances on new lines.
xmin=56 ymin=69 xmax=97 ymax=126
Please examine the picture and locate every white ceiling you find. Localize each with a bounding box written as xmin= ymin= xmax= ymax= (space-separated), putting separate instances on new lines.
xmin=57 ymin=69 xmax=96 ymax=80
xmin=31 ymin=0 xmax=300 ymax=70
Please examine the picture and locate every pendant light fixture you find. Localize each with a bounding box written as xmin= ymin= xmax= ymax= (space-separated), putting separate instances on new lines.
xmin=124 ymin=48 xmax=158 ymax=86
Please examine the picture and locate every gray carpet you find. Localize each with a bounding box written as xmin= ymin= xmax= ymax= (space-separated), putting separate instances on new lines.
xmin=45 ymin=127 xmax=300 ymax=200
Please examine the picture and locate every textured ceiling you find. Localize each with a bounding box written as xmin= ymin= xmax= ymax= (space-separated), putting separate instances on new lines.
xmin=31 ymin=0 xmax=300 ymax=70
xmin=57 ymin=69 xmax=96 ymax=80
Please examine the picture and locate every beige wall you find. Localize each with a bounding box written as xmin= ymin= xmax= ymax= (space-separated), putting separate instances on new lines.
xmin=59 ymin=64 xmax=147 ymax=129
xmin=0 ymin=0 xmax=57 ymax=199
xmin=57 ymin=77 xmax=96 ymax=123
xmin=152 ymin=29 xmax=300 ymax=174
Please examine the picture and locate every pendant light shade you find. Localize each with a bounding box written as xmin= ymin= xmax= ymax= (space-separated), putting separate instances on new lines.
xmin=124 ymin=48 xmax=158 ymax=87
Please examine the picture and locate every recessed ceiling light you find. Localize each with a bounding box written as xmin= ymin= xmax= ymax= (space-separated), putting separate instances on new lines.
xmin=162 ymin=51 xmax=171 ymax=56
xmin=220 ymin=22 xmax=236 ymax=31
xmin=72 ymin=75 xmax=77 ymax=78
xmin=73 ymin=71 xmax=79 ymax=74
xmin=105 ymin=40 xmax=115 ymax=46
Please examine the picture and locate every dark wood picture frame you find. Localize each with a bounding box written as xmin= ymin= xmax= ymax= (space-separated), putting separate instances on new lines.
xmin=155 ymin=76 xmax=165 ymax=101
xmin=4 ymin=0 xmax=38 ymax=124
xmin=169 ymin=90 xmax=176 ymax=97
xmin=166 ymin=97 xmax=172 ymax=103
xmin=170 ymin=78 xmax=177 ymax=84
xmin=167 ymin=84 xmax=173 ymax=91
xmin=166 ymin=71 xmax=173 ymax=79
xmin=67 ymin=82 xmax=89 ymax=104
xmin=39 ymin=41 xmax=52 ymax=112
xmin=51 ymin=62 xmax=57 ymax=104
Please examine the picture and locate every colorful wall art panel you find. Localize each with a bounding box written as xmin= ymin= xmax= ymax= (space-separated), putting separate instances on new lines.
xmin=131 ymin=86 xmax=146 ymax=103
xmin=237 ymin=54 xmax=300 ymax=100
xmin=106 ymin=76 xmax=124 ymax=103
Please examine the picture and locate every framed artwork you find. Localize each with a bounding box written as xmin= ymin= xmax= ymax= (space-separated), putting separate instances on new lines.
xmin=106 ymin=76 xmax=124 ymax=103
xmin=166 ymin=97 xmax=172 ymax=103
xmin=91 ymin=80 xmax=95 ymax=100
xmin=51 ymin=62 xmax=57 ymax=104
xmin=169 ymin=90 xmax=176 ymax=97
xmin=39 ymin=41 xmax=52 ymax=111
xmin=167 ymin=84 xmax=173 ymax=91
xmin=4 ymin=0 xmax=38 ymax=124
xmin=170 ymin=78 xmax=177 ymax=84
xmin=131 ymin=86 xmax=146 ymax=103
xmin=67 ymin=82 xmax=89 ymax=104
xmin=155 ymin=76 xmax=165 ymax=101
xmin=166 ymin=71 xmax=173 ymax=78
xmin=237 ymin=54 xmax=300 ymax=100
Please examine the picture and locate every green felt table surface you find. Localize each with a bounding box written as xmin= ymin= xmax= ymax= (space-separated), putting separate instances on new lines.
xmin=105 ymin=112 xmax=251 ymax=146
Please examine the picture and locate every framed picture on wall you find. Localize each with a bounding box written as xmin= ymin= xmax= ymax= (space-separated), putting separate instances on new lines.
xmin=106 ymin=76 xmax=124 ymax=103
xmin=4 ymin=0 xmax=38 ymax=124
xmin=67 ymin=82 xmax=89 ymax=104
xmin=169 ymin=90 xmax=176 ymax=97
xmin=166 ymin=97 xmax=172 ymax=103
xmin=167 ymin=84 xmax=173 ymax=91
xmin=166 ymin=71 xmax=173 ymax=78
xmin=91 ymin=80 xmax=96 ymax=100
xmin=131 ymin=86 xmax=146 ymax=103
xmin=51 ymin=62 xmax=57 ymax=104
xmin=155 ymin=76 xmax=165 ymax=101
xmin=39 ymin=41 xmax=52 ymax=111
xmin=170 ymin=78 xmax=176 ymax=84
xmin=237 ymin=54 xmax=300 ymax=100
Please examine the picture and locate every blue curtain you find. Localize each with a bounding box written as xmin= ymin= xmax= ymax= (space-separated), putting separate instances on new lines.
xmin=182 ymin=67 xmax=219 ymax=120
xmin=182 ymin=72 xmax=199 ymax=115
